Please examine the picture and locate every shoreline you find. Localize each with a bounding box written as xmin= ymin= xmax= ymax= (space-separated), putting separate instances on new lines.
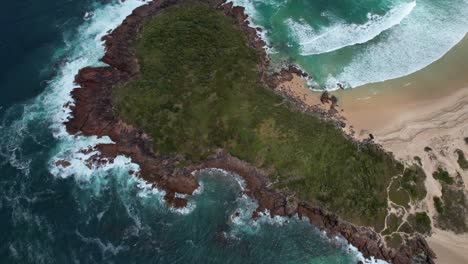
xmin=63 ymin=0 xmax=435 ymax=263
xmin=336 ymin=34 xmax=468 ymax=139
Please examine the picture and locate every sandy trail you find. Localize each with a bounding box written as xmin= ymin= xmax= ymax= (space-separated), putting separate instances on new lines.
xmin=372 ymin=87 xmax=468 ymax=264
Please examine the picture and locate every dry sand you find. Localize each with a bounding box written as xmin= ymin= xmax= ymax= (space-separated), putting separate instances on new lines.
xmin=276 ymin=74 xmax=323 ymax=107
xmin=276 ymin=35 xmax=468 ymax=264
xmin=427 ymin=229 xmax=468 ymax=264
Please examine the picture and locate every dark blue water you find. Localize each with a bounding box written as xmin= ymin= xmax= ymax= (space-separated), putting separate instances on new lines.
xmin=0 ymin=1 xmax=364 ymax=263
xmin=0 ymin=0 xmax=94 ymax=108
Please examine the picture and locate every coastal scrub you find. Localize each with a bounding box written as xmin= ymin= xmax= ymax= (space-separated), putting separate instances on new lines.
xmin=434 ymin=185 xmax=468 ymax=233
xmin=456 ymin=149 xmax=468 ymax=170
xmin=408 ymin=212 xmax=431 ymax=235
xmin=432 ymin=167 xmax=454 ymax=185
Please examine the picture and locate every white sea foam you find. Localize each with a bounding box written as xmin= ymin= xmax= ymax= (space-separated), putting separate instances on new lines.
xmin=192 ymin=181 xmax=204 ymax=195
xmin=227 ymin=194 xmax=261 ymax=237
xmin=35 ymin=0 xmax=150 ymax=184
xmin=290 ymin=1 xmax=416 ymax=55
xmin=48 ymin=0 xmax=150 ymax=138
xmin=193 ymin=168 xmax=248 ymax=191
xmin=135 ymin=177 xmax=166 ymax=200
xmin=346 ymin=239 xmax=389 ymax=264
xmin=196 ymin=169 xmax=389 ymax=262
xmin=83 ymin=11 xmax=95 ymax=21
xmin=229 ymin=0 xmax=287 ymax=21
xmin=0 ymin=0 xmax=166 ymax=208
xmin=75 ymin=230 xmax=128 ymax=256
xmin=32 ymin=0 xmax=200 ymax=217
xmin=228 ymin=0 xmax=279 ymax=53
xmin=229 ymin=0 xmax=259 ymax=20
xmin=329 ymin=0 xmax=468 ymax=88
xmin=170 ymin=201 xmax=197 ymax=215
xmin=227 ymin=198 xmax=390 ymax=263
xmin=236 ymin=0 xmax=468 ymax=90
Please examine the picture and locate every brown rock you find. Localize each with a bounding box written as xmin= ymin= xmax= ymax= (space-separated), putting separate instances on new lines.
xmin=164 ymin=191 xmax=188 ymax=208
xmin=55 ymin=160 xmax=71 ymax=168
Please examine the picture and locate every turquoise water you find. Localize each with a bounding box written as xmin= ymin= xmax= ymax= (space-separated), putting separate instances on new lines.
xmin=0 ymin=0 xmax=373 ymax=263
xmin=233 ymin=0 xmax=468 ymax=89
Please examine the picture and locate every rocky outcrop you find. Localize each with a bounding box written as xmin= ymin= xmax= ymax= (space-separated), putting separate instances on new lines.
xmin=64 ymin=0 xmax=435 ymax=263
xmin=66 ymin=0 xmax=200 ymax=205
xmin=192 ymin=150 xmax=435 ymax=264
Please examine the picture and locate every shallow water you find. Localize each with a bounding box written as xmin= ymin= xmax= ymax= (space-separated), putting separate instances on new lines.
xmin=0 ymin=0 xmax=376 ymax=263
xmin=233 ymin=0 xmax=468 ymax=90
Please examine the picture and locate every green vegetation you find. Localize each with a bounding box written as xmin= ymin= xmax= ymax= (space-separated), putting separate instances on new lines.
xmin=434 ymin=185 xmax=468 ymax=233
xmin=388 ymin=180 xmax=410 ymax=208
xmin=112 ymin=2 xmax=402 ymax=227
xmin=455 ymin=149 xmax=468 ymax=170
xmin=413 ymin=156 xmax=422 ymax=166
xmin=433 ymin=196 xmax=443 ymax=214
xmin=385 ymin=213 xmax=403 ymax=233
xmin=385 ymin=233 xmax=403 ymax=249
xmin=408 ymin=212 xmax=431 ymax=235
xmin=388 ymin=165 xmax=427 ymax=207
xmin=401 ymin=165 xmax=427 ymax=202
xmin=399 ymin=221 xmax=414 ymax=234
xmin=432 ymin=167 xmax=454 ymax=185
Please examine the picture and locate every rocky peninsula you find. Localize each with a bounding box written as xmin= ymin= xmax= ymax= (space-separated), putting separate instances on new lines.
xmin=64 ymin=0 xmax=435 ymax=263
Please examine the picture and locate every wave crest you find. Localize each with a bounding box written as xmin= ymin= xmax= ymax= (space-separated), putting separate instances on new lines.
xmin=288 ymin=1 xmax=416 ymax=55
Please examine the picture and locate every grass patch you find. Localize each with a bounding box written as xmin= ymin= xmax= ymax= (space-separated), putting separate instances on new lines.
xmin=455 ymin=149 xmax=468 ymax=170
xmin=385 ymin=233 xmax=403 ymax=249
xmin=401 ymin=165 xmax=427 ymax=202
xmin=408 ymin=212 xmax=431 ymax=235
xmin=386 ymin=213 xmax=403 ymax=233
xmin=398 ymin=221 xmax=414 ymax=234
xmin=112 ymin=1 xmax=402 ymax=227
xmin=433 ymin=196 xmax=444 ymax=214
xmin=432 ymin=167 xmax=454 ymax=185
xmin=388 ymin=180 xmax=410 ymax=208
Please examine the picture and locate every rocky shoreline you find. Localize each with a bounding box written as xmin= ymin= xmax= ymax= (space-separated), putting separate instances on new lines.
xmin=64 ymin=0 xmax=435 ymax=263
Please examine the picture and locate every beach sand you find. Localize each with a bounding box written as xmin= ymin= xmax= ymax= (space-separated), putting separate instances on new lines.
xmin=427 ymin=229 xmax=468 ymax=264
xmin=334 ymin=34 xmax=468 ymax=139
xmin=276 ymin=34 xmax=468 ymax=264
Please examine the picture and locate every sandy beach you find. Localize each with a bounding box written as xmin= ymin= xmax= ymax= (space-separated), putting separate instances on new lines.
xmin=277 ymin=34 xmax=468 ymax=264
xmin=427 ymin=229 xmax=468 ymax=264
xmin=335 ymin=34 xmax=468 ymax=136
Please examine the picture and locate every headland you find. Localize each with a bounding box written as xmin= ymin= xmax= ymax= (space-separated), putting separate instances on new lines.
xmin=63 ymin=0 xmax=437 ymax=263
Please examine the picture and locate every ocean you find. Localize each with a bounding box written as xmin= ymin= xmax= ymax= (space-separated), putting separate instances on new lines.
xmin=232 ymin=0 xmax=468 ymax=90
xmin=0 ymin=0 xmax=375 ymax=263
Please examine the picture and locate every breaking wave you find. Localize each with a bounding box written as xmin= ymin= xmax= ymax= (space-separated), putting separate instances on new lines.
xmin=290 ymin=1 xmax=416 ymax=55
xmin=329 ymin=0 xmax=468 ymax=88
xmin=234 ymin=0 xmax=468 ymax=89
